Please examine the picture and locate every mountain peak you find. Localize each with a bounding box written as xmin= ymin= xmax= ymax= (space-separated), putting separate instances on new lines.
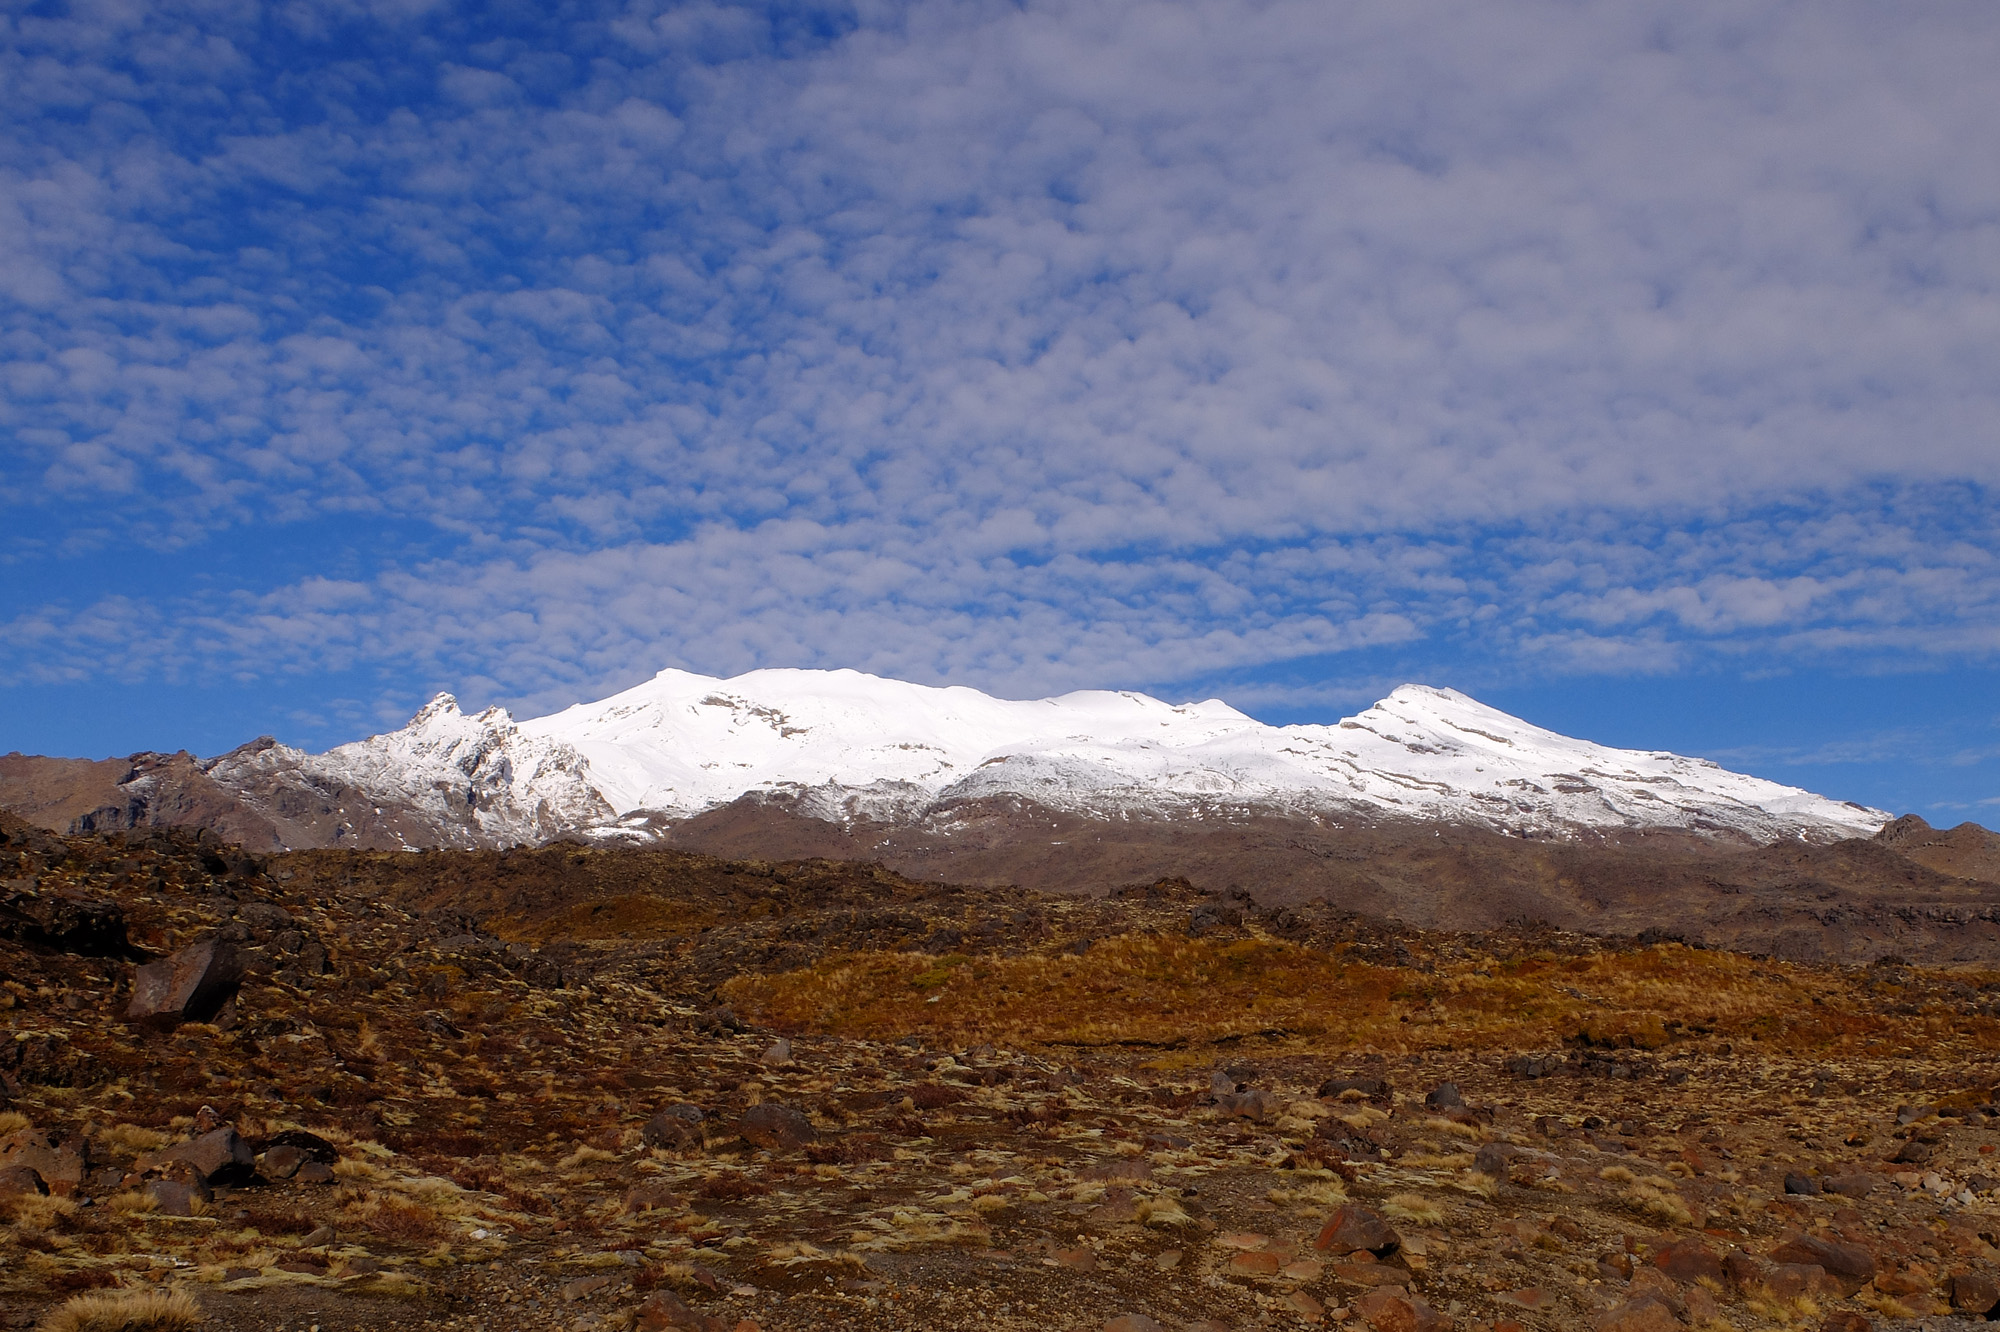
xmin=188 ymin=668 xmax=1890 ymax=850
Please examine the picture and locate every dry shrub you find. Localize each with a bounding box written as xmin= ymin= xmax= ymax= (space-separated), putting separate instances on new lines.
xmin=35 ymin=1288 xmax=199 ymax=1332
xmin=356 ymin=1194 xmax=447 ymax=1244
xmin=723 ymin=935 xmax=2000 ymax=1057
xmin=697 ymin=1173 xmax=770 ymax=1202
xmin=558 ymin=1143 xmax=615 ymax=1170
xmin=0 ymin=1110 xmax=34 ymax=1135
xmin=44 ymin=1271 xmax=118 ymax=1295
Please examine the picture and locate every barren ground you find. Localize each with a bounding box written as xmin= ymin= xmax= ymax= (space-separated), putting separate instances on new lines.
xmin=9 ymin=814 xmax=2000 ymax=1332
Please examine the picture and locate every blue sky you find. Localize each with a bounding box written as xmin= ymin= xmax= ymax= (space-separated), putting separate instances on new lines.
xmin=2 ymin=0 xmax=1997 ymax=824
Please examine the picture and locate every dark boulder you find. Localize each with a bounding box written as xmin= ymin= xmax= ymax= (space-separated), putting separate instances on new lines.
xmin=739 ymin=1103 xmax=815 ymax=1152
xmin=126 ymin=938 xmax=242 ymax=1027
xmin=642 ymin=1104 xmax=705 ymax=1150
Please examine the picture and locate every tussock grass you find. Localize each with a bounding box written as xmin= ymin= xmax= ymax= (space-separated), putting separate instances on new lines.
xmin=98 ymin=1124 xmax=170 ymax=1155
xmin=1745 ymin=1292 xmax=1823 ymax=1325
xmin=1134 ymin=1194 xmax=1196 ymax=1228
xmin=0 ymin=1110 xmax=32 ymax=1136
xmin=34 ymin=1289 xmax=199 ymax=1332
xmin=1382 ymin=1192 xmax=1445 ymax=1225
xmin=723 ymin=936 xmax=2000 ymax=1055
xmin=1623 ymin=1182 xmax=1695 ymax=1227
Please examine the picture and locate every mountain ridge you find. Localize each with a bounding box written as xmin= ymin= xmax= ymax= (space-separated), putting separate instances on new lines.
xmin=4 ymin=668 xmax=1892 ymax=853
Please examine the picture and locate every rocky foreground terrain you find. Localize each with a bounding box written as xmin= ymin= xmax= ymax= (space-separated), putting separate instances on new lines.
xmin=10 ymin=812 xmax=2000 ymax=1331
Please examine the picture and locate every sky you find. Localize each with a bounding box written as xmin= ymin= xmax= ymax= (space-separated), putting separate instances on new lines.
xmin=2 ymin=0 xmax=1997 ymax=824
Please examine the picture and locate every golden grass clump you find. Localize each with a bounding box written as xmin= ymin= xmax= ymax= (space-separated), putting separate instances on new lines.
xmin=1381 ymin=1192 xmax=1446 ymax=1225
xmin=98 ymin=1124 xmax=171 ymax=1155
xmin=1134 ymin=1194 xmax=1196 ymax=1228
xmin=1623 ymin=1182 xmax=1696 ymax=1227
xmin=0 ymin=1110 xmax=31 ymax=1136
xmin=35 ymin=1288 xmax=200 ymax=1332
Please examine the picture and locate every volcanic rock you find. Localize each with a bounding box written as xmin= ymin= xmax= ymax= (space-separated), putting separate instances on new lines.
xmin=739 ymin=1103 xmax=815 ymax=1152
xmin=126 ymin=937 xmax=242 ymax=1027
xmin=1315 ymin=1204 xmax=1400 ymax=1257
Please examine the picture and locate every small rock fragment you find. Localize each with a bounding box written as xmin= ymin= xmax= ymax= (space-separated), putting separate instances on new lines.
xmin=1104 ymin=1317 xmax=1165 ymax=1332
xmin=635 ymin=1290 xmax=728 ymax=1332
xmin=1593 ymin=1294 xmax=1680 ymax=1332
xmin=1353 ymin=1286 xmax=1447 ymax=1332
xmin=759 ymin=1038 xmax=794 ymax=1068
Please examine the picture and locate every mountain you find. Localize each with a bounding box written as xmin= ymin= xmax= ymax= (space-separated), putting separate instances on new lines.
xmin=34 ymin=667 xmax=1880 ymax=852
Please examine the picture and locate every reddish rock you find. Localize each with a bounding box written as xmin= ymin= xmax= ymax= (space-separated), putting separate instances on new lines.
xmin=1818 ymin=1315 xmax=1872 ymax=1332
xmin=1287 ymin=1291 xmax=1325 ymax=1321
xmin=1723 ymin=1249 xmax=1769 ymax=1292
xmin=1228 ymin=1250 xmax=1282 ymax=1276
xmin=1332 ymin=1260 xmax=1414 ymax=1287
xmin=1764 ymin=1264 xmax=1842 ymax=1300
xmin=145 ymin=1177 xmax=209 ymax=1216
xmin=1316 ymin=1203 xmax=1401 ymax=1256
xmin=1592 ymin=1294 xmax=1681 ymax=1332
xmin=159 ymin=1125 xmax=254 ymax=1185
xmin=1104 ymin=1317 xmax=1166 ymax=1332
xmin=1768 ymin=1233 xmax=1876 ymax=1296
xmin=260 ymin=1144 xmax=302 ymax=1179
xmin=1953 ymin=1270 xmax=2000 ymax=1315
xmin=126 ymin=937 xmax=241 ymax=1027
xmin=1352 ymin=1286 xmax=1448 ymax=1332
xmin=1652 ymin=1238 xmax=1724 ymax=1286
xmin=1684 ymin=1284 xmax=1723 ymax=1324
xmin=738 ymin=1103 xmax=815 ymax=1151
xmin=1495 ymin=1288 xmax=1549 ymax=1310
xmin=635 ymin=1290 xmax=727 ymax=1332
xmin=0 ymin=1164 xmax=47 ymax=1197
xmin=0 ymin=1129 xmax=86 ymax=1196
xmin=1052 ymin=1247 xmax=1097 ymax=1272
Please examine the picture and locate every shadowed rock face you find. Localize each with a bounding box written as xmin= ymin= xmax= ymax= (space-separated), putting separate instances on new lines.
xmin=126 ymin=938 xmax=242 ymax=1028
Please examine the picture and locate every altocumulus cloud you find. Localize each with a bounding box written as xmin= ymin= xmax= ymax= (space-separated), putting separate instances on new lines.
xmin=2 ymin=0 xmax=1998 ymax=730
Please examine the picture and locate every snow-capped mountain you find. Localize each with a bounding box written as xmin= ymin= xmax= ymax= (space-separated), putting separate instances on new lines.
xmin=201 ymin=668 xmax=1888 ymax=848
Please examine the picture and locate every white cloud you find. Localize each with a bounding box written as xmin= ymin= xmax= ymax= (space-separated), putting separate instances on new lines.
xmin=2 ymin=0 xmax=1999 ymax=732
